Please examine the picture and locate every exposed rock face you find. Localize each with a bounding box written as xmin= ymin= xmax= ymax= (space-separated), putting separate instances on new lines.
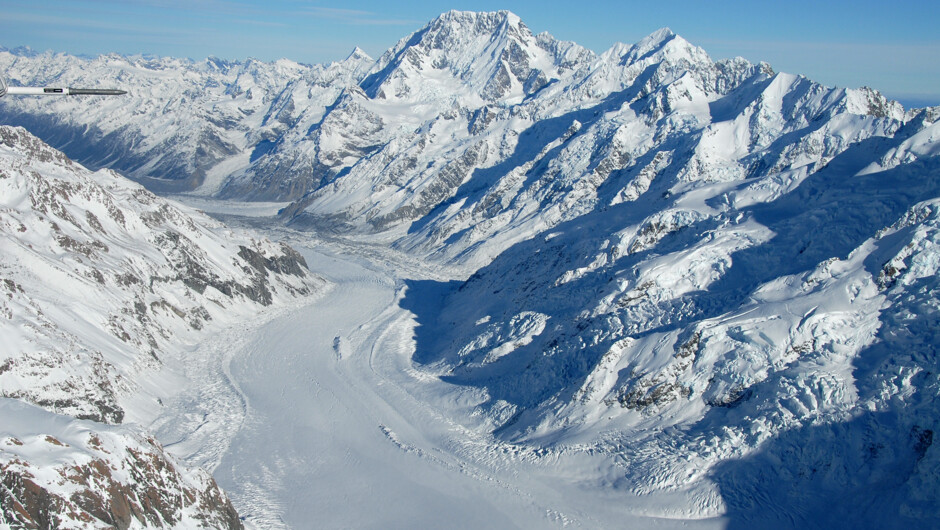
xmin=0 ymin=399 xmax=243 ymax=529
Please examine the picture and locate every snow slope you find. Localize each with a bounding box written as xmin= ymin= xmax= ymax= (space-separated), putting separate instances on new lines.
xmin=399 ymin=105 xmax=940 ymax=527
xmin=0 ymin=47 xmax=373 ymax=197
xmin=0 ymin=125 xmax=320 ymax=423
xmin=1 ymin=398 xmax=242 ymax=529
xmin=0 ymin=126 xmax=322 ymax=527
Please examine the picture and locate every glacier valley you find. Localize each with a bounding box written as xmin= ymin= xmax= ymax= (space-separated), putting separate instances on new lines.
xmin=2 ymin=9 xmax=939 ymax=529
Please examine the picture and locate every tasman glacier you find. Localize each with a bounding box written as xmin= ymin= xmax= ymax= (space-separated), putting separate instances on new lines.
xmin=2 ymin=9 xmax=939 ymax=529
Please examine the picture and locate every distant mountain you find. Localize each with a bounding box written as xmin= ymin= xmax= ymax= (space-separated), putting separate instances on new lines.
xmin=0 ymin=47 xmax=373 ymax=197
xmin=0 ymin=125 xmax=321 ymax=526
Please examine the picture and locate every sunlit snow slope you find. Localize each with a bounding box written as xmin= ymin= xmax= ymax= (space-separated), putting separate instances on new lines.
xmin=0 ymin=126 xmax=322 ymax=528
xmin=1 ymin=399 xmax=242 ymax=529
xmin=0 ymin=47 xmax=373 ymax=197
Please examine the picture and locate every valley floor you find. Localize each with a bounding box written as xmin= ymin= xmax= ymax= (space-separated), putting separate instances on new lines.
xmin=131 ymin=204 xmax=727 ymax=529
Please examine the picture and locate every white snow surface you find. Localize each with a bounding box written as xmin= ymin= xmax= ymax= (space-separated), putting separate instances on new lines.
xmin=140 ymin=224 xmax=727 ymax=529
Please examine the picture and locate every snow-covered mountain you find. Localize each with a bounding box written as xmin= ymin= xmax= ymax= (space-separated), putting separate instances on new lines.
xmin=295 ymin=11 xmax=937 ymax=524
xmin=0 ymin=125 xmax=321 ymax=526
xmin=0 ymin=46 xmax=373 ymax=198
xmin=1 ymin=12 xmax=922 ymax=268
xmin=406 ymin=106 xmax=940 ymax=511
xmin=281 ymin=15 xmax=917 ymax=272
xmin=5 ymin=12 xmax=917 ymax=270
xmin=2 ymin=9 xmax=940 ymax=527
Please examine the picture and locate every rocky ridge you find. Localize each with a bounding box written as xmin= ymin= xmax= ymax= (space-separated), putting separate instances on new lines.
xmin=1 ymin=399 xmax=242 ymax=529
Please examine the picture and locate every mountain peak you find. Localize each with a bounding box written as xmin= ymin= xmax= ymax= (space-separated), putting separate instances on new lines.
xmin=346 ymin=46 xmax=372 ymax=62
xmin=415 ymin=10 xmax=531 ymax=50
xmin=361 ymin=10 xmax=585 ymax=102
xmin=608 ymin=26 xmax=708 ymax=68
xmin=646 ymin=27 xmax=675 ymax=43
xmin=433 ymin=9 xmax=522 ymax=25
xmin=631 ymin=27 xmax=678 ymax=56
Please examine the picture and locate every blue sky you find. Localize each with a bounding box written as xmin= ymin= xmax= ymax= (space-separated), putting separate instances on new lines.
xmin=3 ymin=0 xmax=939 ymax=106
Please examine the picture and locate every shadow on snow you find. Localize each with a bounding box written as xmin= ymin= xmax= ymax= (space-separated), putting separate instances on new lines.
xmin=396 ymin=99 xmax=940 ymax=523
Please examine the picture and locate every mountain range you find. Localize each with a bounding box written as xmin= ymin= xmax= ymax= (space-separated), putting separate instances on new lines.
xmin=2 ymin=9 xmax=939 ymax=528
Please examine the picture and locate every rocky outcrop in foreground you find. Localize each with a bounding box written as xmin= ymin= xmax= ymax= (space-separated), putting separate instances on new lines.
xmin=1 ymin=399 xmax=242 ymax=529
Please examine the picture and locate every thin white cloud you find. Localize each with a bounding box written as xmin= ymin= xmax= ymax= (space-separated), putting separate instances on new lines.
xmin=300 ymin=6 xmax=420 ymax=26
xmin=305 ymin=7 xmax=375 ymax=18
xmin=1 ymin=12 xmax=191 ymax=36
xmin=89 ymin=0 xmax=259 ymax=12
xmin=697 ymin=37 xmax=939 ymax=54
xmin=232 ymin=18 xmax=290 ymax=28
